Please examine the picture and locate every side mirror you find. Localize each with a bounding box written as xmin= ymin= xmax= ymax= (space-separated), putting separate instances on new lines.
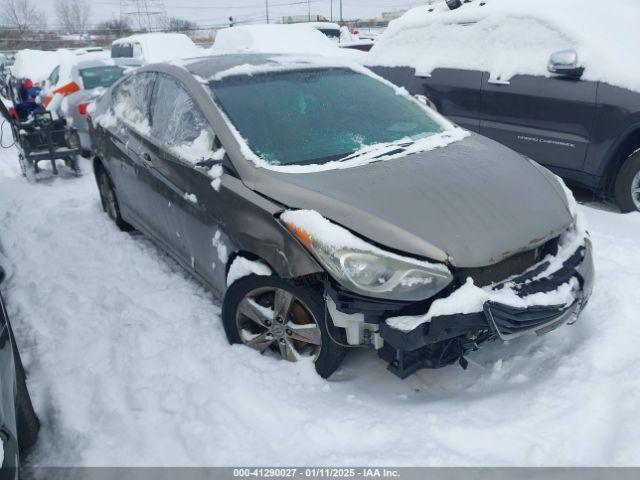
xmin=548 ymin=49 xmax=584 ymax=78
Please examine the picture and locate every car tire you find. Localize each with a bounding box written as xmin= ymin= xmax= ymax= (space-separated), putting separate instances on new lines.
xmin=8 ymin=325 xmax=39 ymax=457
xmin=614 ymin=150 xmax=640 ymax=212
xmin=96 ymin=166 xmax=133 ymax=232
xmin=222 ymin=274 xmax=347 ymax=379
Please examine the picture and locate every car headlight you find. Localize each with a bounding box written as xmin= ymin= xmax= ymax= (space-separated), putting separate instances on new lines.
xmin=282 ymin=210 xmax=453 ymax=302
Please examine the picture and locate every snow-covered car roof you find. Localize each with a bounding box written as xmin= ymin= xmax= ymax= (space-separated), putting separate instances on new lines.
xmin=369 ymin=0 xmax=640 ymax=92
xmin=112 ymin=32 xmax=203 ymax=63
xmin=210 ymin=24 xmax=364 ymax=60
xmin=10 ymin=48 xmax=108 ymax=83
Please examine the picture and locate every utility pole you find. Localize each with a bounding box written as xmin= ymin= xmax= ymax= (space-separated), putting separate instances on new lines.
xmin=265 ymin=0 xmax=269 ymax=24
xmin=307 ymin=0 xmax=311 ymax=22
xmin=330 ymin=0 xmax=333 ymax=22
xmin=340 ymin=0 xmax=343 ymax=24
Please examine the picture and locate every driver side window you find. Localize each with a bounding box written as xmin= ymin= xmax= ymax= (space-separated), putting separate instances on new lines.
xmin=151 ymin=74 xmax=215 ymax=165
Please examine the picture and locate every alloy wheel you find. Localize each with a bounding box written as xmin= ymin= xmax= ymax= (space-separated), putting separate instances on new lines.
xmin=235 ymin=286 xmax=323 ymax=362
xmin=632 ymin=170 xmax=640 ymax=211
xmin=99 ymin=174 xmax=118 ymax=220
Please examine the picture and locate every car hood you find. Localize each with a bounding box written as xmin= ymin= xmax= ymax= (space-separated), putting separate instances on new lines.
xmin=246 ymin=134 xmax=574 ymax=268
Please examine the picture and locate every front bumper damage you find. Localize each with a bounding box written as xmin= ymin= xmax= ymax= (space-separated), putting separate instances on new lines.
xmin=325 ymin=237 xmax=594 ymax=379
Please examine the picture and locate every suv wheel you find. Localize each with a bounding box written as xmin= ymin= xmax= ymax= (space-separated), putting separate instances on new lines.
xmin=614 ymin=150 xmax=640 ymax=212
xmin=222 ymin=275 xmax=347 ymax=378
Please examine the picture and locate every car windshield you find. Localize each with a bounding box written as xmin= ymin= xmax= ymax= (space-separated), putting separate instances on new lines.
xmin=210 ymin=68 xmax=446 ymax=166
xmin=79 ymin=66 xmax=125 ymax=90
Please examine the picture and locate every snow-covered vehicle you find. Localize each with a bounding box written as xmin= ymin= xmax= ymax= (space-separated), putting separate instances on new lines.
xmin=368 ymin=0 xmax=640 ymax=212
xmin=210 ymin=24 xmax=366 ymax=60
xmin=110 ymin=33 xmax=202 ymax=65
xmin=88 ymin=54 xmax=593 ymax=379
xmin=0 ymin=263 xmax=39 ymax=473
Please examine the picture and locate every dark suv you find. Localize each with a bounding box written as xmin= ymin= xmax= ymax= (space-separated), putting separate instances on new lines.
xmin=368 ymin=2 xmax=640 ymax=212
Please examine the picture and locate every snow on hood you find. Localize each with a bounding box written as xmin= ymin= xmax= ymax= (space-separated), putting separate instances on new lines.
xmin=251 ymin=134 xmax=575 ymax=268
xmin=369 ymin=0 xmax=640 ymax=92
xmin=210 ymin=24 xmax=364 ymax=61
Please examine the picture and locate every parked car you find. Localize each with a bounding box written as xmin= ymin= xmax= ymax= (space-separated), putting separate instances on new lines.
xmin=42 ymin=58 xmax=126 ymax=153
xmin=0 ymin=264 xmax=39 ymax=476
xmin=88 ymin=54 xmax=593 ymax=379
xmin=210 ymin=24 xmax=365 ymax=60
xmin=368 ymin=0 xmax=640 ymax=212
xmin=110 ymin=33 xmax=202 ymax=65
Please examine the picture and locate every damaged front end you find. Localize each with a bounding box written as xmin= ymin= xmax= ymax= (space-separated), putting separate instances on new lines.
xmin=324 ymin=216 xmax=594 ymax=379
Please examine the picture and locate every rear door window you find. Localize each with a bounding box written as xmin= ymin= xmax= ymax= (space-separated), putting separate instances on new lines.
xmin=151 ymin=74 xmax=214 ymax=164
xmin=112 ymin=72 xmax=155 ymax=134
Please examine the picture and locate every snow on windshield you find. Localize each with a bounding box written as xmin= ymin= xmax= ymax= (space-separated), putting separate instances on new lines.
xmin=369 ymin=0 xmax=640 ymax=92
xmin=211 ymin=63 xmax=468 ymax=173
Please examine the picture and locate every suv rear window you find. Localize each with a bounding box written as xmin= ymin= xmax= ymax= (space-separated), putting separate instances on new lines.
xmin=79 ymin=66 xmax=124 ymax=90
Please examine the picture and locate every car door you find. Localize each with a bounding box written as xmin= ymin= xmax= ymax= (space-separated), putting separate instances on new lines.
xmin=104 ymin=72 xmax=165 ymax=237
xmin=409 ymin=68 xmax=484 ymax=132
xmin=480 ymin=73 xmax=597 ymax=172
xmin=149 ymin=74 xmax=227 ymax=291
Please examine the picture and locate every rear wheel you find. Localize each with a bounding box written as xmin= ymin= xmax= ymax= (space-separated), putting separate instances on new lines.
xmin=222 ymin=275 xmax=347 ymax=378
xmin=96 ymin=167 xmax=133 ymax=231
xmin=614 ymin=150 xmax=640 ymax=212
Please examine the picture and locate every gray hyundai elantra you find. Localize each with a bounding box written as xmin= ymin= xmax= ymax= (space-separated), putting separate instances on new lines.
xmin=88 ymin=54 xmax=594 ymax=379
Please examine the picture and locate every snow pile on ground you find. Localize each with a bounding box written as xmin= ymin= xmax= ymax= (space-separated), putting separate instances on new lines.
xmin=369 ymin=0 xmax=640 ymax=92
xmin=1 ymin=144 xmax=640 ymax=466
xmin=10 ymin=50 xmax=60 ymax=82
xmin=113 ymin=33 xmax=203 ymax=63
xmin=211 ymin=24 xmax=365 ymax=61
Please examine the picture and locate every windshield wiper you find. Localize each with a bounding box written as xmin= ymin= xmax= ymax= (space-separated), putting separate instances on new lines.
xmin=338 ymin=140 xmax=415 ymax=163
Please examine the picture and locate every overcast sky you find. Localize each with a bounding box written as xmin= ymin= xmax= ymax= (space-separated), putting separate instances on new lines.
xmin=38 ymin=1 xmax=427 ymax=30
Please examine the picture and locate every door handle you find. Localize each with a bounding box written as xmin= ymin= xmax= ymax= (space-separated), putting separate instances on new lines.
xmin=487 ymin=77 xmax=511 ymax=86
xmin=142 ymin=152 xmax=153 ymax=165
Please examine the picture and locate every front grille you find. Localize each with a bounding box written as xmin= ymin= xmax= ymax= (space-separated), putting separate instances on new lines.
xmin=484 ymin=301 xmax=578 ymax=340
xmin=456 ymin=235 xmax=559 ymax=287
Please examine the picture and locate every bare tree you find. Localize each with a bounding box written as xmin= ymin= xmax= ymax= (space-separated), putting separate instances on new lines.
xmin=160 ymin=16 xmax=196 ymax=33
xmin=93 ymin=18 xmax=133 ymax=37
xmin=0 ymin=0 xmax=46 ymax=32
xmin=55 ymin=0 xmax=91 ymax=34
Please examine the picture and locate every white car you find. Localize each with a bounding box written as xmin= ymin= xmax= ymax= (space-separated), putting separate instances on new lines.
xmin=110 ymin=33 xmax=203 ymax=64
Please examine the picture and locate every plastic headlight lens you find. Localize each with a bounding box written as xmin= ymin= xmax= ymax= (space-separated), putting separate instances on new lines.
xmin=285 ymin=223 xmax=453 ymax=302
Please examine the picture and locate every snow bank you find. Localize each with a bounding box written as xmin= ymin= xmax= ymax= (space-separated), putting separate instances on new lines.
xmin=369 ymin=0 xmax=640 ymax=92
xmin=211 ymin=24 xmax=363 ymax=61
xmin=386 ymin=213 xmax=589 ymax=332
xmin=10 ymin=50 xmax=60 ymax=82
xmin=226 ymin=257 xmax=272 ymax=286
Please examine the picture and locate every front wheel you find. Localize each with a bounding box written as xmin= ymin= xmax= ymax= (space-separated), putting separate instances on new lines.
xmin=614 ymin=151 xmax=640 ymax=212
xmin=222 ymin=275 xmax=347 ymax=378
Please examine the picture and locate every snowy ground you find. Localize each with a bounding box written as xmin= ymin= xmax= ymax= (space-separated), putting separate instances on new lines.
xmin=0 ymin=141 xmax=639 ymax=466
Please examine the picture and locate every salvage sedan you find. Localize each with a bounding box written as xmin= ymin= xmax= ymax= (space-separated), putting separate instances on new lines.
xmin=88 ymin=54 xmax=594 ymax=379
